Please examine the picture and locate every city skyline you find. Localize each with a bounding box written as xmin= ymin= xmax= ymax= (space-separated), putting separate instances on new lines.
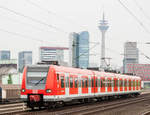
xmin=0 ymin=0 xmax=150 ymax=69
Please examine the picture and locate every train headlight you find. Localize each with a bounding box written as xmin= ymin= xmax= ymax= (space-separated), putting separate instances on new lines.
xmin=46 ymin=89 xmax=51 ymax=93
xmin=22 ymin=89 xmax=25 ymax=92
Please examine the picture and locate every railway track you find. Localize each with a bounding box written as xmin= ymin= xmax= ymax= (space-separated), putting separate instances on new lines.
xmin=52 ymin=94 xmax=150 ymax=115
xmin=0 ymin=102 xmax=28 ymax=115
xmin=4 ymin=93 xmax=150 ymax=115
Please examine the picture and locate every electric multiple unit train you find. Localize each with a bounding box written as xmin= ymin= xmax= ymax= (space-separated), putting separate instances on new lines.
xmin=21 ymin=65 xmax=141 ymax=109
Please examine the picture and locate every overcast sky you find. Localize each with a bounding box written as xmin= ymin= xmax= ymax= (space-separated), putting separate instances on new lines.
xmin=0 ymin=0 xmax=150 ymax=68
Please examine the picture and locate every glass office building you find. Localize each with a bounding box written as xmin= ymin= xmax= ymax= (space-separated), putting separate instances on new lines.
xmin=69 ymin=31 xmax=89 ymax=69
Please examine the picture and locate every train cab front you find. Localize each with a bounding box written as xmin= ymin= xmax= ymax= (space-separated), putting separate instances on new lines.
xmin=21 ymin=65 xmax=50 ymax=109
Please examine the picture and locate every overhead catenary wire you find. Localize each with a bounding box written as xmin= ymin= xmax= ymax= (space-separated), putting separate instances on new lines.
xmin=117 ymin=0 xmax=150 ymax=61
xmin=0 ymin=13 xmax=55 ymax=34
xmin=25 ymin=0 xmax=88 ymax=30
xmin=133 ymin=0 xmax=150 ymax=21
xmin=118 ymin=0 xmax=150 ymax=33
xmin=73 ymin=42 xmax=100 ymax=61
xmin=0 ymin=5 xmax=68 ymax=34
xmin=0 ymin=27 xmax=68 ymax=44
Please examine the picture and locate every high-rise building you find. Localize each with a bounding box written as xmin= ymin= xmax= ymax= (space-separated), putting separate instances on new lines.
xmin=98 ymin=13 xmax=109 ymax=69
xmin=0 ymin=50 xmax=10 ymax=60
xmin=69 ymin=31 xmax=89 ymax=69
xmin=39 ymin=47 xmax=68 ymax=65
xmin=18 ymin=51 xmax=32 ymax=72
xmin=123 ymin=42 xmax=139 ymax=73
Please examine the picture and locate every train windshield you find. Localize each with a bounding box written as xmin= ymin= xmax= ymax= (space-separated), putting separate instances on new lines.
xmin=26 ymin=66 xmax=49 ymax=89
xmin=27 ymin=72 xmax=47 ymax=84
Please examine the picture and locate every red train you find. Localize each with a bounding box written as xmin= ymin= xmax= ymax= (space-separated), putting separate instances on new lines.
xmin=20 ymin=65 xmax=141 ymax=109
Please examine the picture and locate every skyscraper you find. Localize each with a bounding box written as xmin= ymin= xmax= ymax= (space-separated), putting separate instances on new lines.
xmin=18 ymin=51 xmax=32 ymax=72
xmin=69 ymin=31 xmax=89 ymax=69
xmin=98 ymin=13 xmax=109 ymax=69
xmin=78 ymin=31 xmax=89 ymax=68
xmin=123 ymin=42 xmax=139 ymax=73
xmin=0 ymin=50 xmax=10 ymax=60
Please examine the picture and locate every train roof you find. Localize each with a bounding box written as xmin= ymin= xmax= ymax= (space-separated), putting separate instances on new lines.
xmin=26 ymin=65 xmax=141 ymax=80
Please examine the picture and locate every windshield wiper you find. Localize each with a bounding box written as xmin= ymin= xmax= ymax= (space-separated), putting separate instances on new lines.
xmin=35 ymin=77 xmax=45 ymax=86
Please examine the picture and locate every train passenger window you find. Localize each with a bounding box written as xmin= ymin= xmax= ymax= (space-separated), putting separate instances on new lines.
xmin=70 ymin=77 xmax=73 ymax=88
xmin=75 ymin=78 xmax=78 ymax=88
xmin=92 ymin=78 xmax=94 ymax=87
xmin=95 ymin=78 xmax=98 ymax=87
xmin=101 ymin=79 xmax=105 ymax=88
xmin=61 ymin=76 xmax=64 ymax=88
xmin=85 ymin=78 xmax=88 ymax=88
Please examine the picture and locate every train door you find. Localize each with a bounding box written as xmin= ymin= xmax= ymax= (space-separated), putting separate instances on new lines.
xmin=100 ymin=77 xmax=105 ymax=92
xmin=129 ymin=79 xmax=131 ymax=91
xmin=107 ymin=77 xmax=112 ymax=92
xmin=81 ymin=76 xmax=88 ymax=94
xmin=124 ymin=79 xmax=127 ymax=91
xmin=58 ymin=73 xmax=65 ymax=95
xmin=114 ymin=78 xmax=118 ymax=92
xmin=133 ymin=79 xmax=135 ymax=90
xmin=119 ymin=79 xmax=123 ymax=91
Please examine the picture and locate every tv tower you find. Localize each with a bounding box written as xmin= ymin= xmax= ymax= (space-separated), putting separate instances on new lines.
xmin=98 ymin=12 xmax=109 ymax=69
